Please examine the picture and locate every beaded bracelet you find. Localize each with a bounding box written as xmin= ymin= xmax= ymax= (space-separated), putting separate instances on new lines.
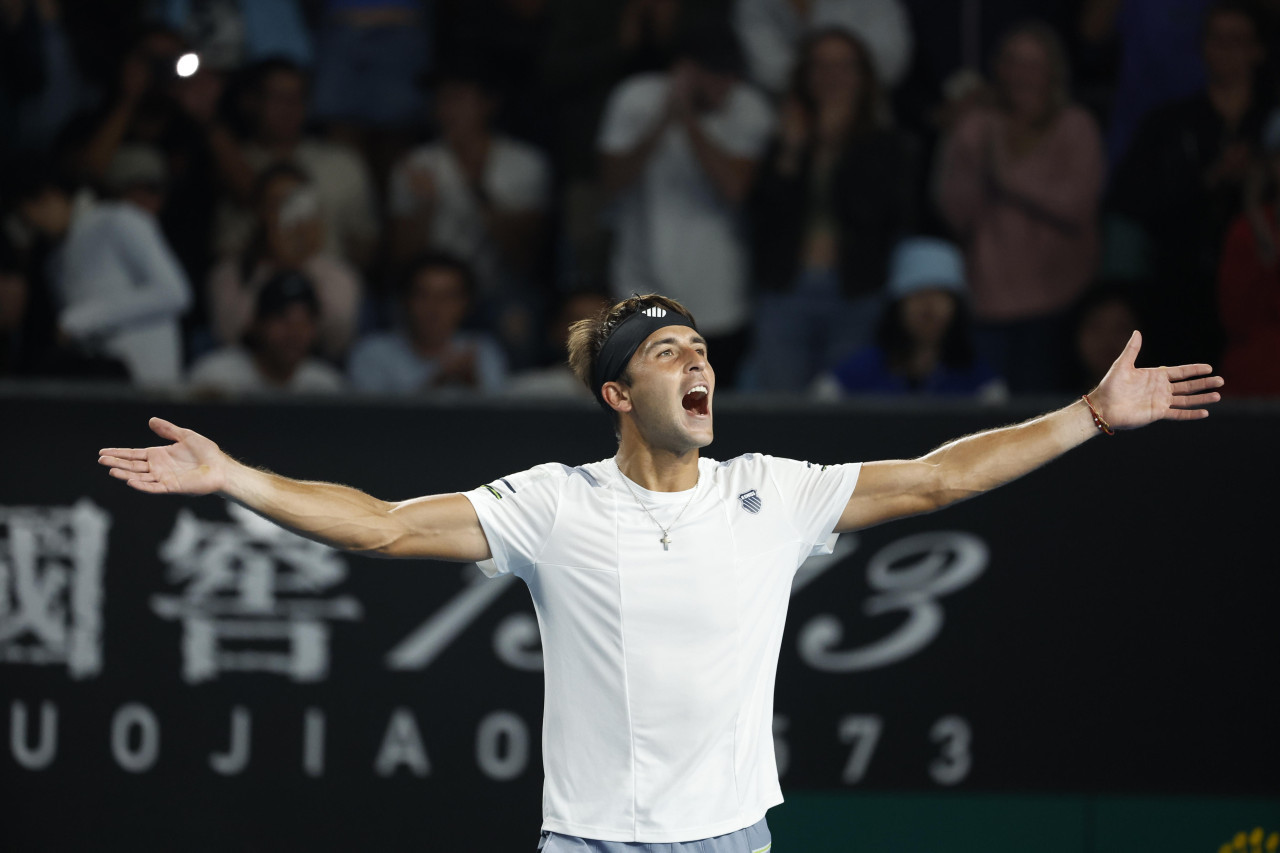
xmin=1082 ymin=394 xmax=1115 ymax=435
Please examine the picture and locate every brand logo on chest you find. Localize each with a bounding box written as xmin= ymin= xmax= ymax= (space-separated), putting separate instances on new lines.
xmin=738 ymin=489 xmax=762 ymax=514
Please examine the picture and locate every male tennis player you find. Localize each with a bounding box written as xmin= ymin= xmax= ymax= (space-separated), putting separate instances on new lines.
xmin=99 ymin=294 xmax=1222 ymax=853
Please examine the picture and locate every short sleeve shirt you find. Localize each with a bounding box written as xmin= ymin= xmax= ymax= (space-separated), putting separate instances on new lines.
xmin=463 ymin=454 xmax=859 ymax=843
xmin=597 ymin=74 xmax=775 ymax=336
xmin=388 ymin=136 xmax=551 ymax=295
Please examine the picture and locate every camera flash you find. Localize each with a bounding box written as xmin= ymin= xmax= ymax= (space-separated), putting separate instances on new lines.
xmin=176 ymin=53 xmax=199 ymax=78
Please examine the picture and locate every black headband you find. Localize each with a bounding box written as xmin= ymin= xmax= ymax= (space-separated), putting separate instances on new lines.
xmin=591 ymin=304 xmax=698 ymax=408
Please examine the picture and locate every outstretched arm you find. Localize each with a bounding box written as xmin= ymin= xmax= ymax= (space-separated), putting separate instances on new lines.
xmin=837 ymin=331 xmax=1224 ymax=531
xmin=98 ymin=418 xmax=491 ymax=562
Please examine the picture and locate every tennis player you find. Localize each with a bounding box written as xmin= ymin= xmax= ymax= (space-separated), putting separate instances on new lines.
xmin=98 ymin=294 xmax=1222 ymax=852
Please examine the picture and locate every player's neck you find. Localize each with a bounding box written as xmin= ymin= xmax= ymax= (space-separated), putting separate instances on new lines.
xmin=614 ymin=442 xmax=700 ymax=492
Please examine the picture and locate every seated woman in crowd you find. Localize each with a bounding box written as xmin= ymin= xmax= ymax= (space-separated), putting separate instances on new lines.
xmin=815 ymin=236 xmax=1005 ymax=399
xmin=749 ymin=26 xmax=917 ymax=391
xmin=935 ymin=20 xmax=1104 ymax=394
xmin=188 ymin=270 xmax=345 ymax=396
xmin=206 ymin=163 xmax=363 ymax=363
xmin=347 ymin=251 xmax=507 ymax=395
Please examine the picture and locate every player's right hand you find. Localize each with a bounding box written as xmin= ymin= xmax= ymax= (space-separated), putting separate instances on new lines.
xmin=98 ymin=417 xmax=229 ymax=496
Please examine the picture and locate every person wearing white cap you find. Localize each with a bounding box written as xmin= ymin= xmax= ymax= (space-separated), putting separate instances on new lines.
xmin=816 ymin=236 xmax=1005 ymax=399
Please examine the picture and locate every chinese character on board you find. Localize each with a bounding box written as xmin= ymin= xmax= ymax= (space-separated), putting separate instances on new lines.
xmin=151 ymin=504 xmax=361 ymax=683
xmin=0 ymin=500 xmax=110 ymax=679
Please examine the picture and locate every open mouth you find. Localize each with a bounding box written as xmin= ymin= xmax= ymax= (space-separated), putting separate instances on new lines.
xmin=681 ymin=384 xmax=710 ymax=417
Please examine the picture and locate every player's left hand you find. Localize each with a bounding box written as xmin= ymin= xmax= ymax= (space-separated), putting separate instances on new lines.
xmin=1088 ymin=331 xmax=1224 ymax=430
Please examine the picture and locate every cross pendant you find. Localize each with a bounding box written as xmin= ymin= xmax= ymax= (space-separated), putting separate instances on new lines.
xmin=659 ymin=533 xmax=671 ymax=551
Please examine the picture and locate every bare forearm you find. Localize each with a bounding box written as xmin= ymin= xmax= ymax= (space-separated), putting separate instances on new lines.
xmin=841 ymin=334 xmax=1221 ymax=532
xmin=219 ymin=460 xmax=405 ymax=554
xmin=101 ymin=418 xmax=489 ymax=561
xmin=925 ymin=399 xmax=1097 ymax=506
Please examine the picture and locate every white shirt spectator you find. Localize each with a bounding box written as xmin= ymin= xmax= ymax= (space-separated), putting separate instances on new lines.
xmin=347 ymin=330 xmax=508 ymax=395
xmin=598 ymin=73 xmax=774 ymax=337
xmin=187 ymin=346 xmax=345 ymax=395
xmin=734 ymin=0 xmax=914 ymax=93
xmin=53 ymin=195 xmax=191 ymax=387
xmin=388 ymin=137 xmax=551 ymax=296
xmin=216 ymin=139 xmax=379 ymax=262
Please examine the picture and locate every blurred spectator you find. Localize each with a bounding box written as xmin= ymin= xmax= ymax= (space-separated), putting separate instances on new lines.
xmin=0 ymin=232 xmax=129 ymax=381
xmin=188 ymin=270 xmax=345 ymax=395
xmin=388 ymin=58 xmax=551 ymax=363
xmin=63 ymin=24 xmax=254 ymax=293
xmin=9 ymin=167 xmax=192 ymax=387
xmin=598 ymin=24 xmax=774 ymax=388
xmin=541 ymin=0 xmax=714 ymax=286
xmin=1078 ymin=0 xmax=1213 ymax=166
xmin=447 ymin=0 xmax=554 ymax=149
xmin=749 ymin=27 xmax=917 ymax=391
xmin=348 ymin=251 xmax=507 ymax=394
xmin=1215 ymin=109 xmax=1280 ymax=395
xmin=503 ymin=287 xmax=611 ymax=398
xmin=101 ymin=143 xmax=169 ymax=217
xmin=1108 ymin=0 xmax=1270 ymax=368
xmin=148 ymin=0 xmax=312 ymax=69
xmin=310 ymin=1 xmax=431 ymax=190
xmin=935 ymin=21 xmax=1104 ymax=393
xmin=208 ymin=163 xmax=363 ymax=362
xmin=218 ymin=58 xmax=378 ymax=269
xmin=814 ymin=236 xmax=1004 ymax=399
xmin=0 ymin=0 xmax=86 ymax=157
xmin=1063 ymin=282 xmax=1142 ymax=392
xmin=733 ymin=0 xmax=915 ymax=95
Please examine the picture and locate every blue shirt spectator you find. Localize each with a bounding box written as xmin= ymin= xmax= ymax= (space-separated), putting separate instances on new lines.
xmin=817 ymin=236 xmax=1005 ymax=399
xmin=348 ymin=251 xmax=507 ymax=395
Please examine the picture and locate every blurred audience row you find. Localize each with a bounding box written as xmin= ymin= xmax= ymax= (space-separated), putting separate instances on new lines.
xmin=1 ymin=0 xmax=1278 ymax=398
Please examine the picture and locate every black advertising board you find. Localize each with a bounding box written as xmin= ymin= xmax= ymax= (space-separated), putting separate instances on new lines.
xmin=2 ymin=393 xmax=1276 ymax=851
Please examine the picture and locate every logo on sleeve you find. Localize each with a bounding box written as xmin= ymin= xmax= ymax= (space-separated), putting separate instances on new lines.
xmin=481 ymin=484 xmax=503 ymax=500
xmin=738 ymin=489 xmax=762 ymax=514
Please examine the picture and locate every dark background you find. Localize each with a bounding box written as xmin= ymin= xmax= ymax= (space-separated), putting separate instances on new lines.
xmin=2 ymin=392 xmax=1276 ymax=851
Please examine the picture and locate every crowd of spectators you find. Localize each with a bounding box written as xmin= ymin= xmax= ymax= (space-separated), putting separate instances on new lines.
xmin=2 ymin=0 xmax=1278 ymax=399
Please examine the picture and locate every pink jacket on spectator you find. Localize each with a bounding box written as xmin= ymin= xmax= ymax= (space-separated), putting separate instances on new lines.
xmin=936 ymin=105 xmax=1105 ymax=322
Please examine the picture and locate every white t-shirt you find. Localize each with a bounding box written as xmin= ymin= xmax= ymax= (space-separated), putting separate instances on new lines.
xmin=388 ymin=136 xmax=551 ymax=296
xmin=463 ymin=453 xmax=860 ymax=843
xmin=186 ymin=346 xmax=346 ymax=395
xmin=597 ymin=74 xmax=775 ymax=337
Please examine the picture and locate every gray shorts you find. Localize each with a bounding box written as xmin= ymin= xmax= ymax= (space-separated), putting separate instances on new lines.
xmin=537 ymin=817 xmax=771 ymax=853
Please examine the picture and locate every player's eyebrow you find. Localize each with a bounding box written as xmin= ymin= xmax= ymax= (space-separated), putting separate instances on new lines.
xmin=643 ymin=334 xmax=707 ymax=354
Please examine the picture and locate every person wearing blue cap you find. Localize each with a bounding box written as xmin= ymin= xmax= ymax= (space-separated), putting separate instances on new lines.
xmin=818 ymin=237 xmax=1005 ymax=398
xmin=99 ymin=292 xmax=1223 ymax=851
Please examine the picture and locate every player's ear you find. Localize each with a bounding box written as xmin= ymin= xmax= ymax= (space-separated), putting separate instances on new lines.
xmin=602 ymin=382 xmax=632 ymax=414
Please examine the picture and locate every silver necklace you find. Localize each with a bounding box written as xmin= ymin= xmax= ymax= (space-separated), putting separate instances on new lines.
xmin=615 ymin=461 xmax=699 ymax=551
